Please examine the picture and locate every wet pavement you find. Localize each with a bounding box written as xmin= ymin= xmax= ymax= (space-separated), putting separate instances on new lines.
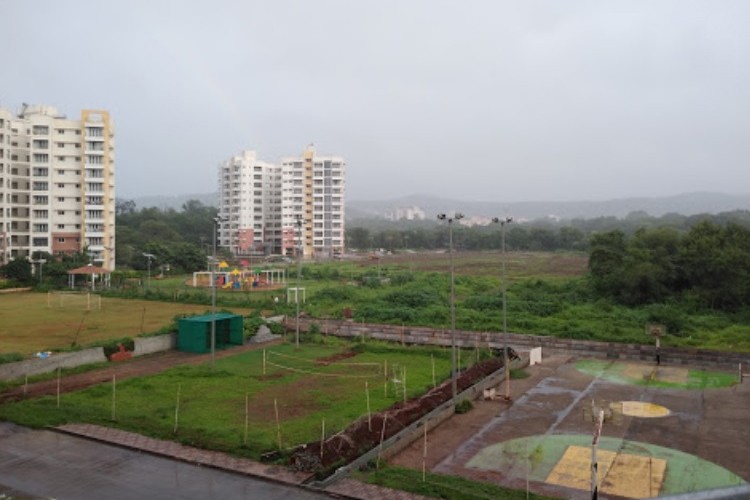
xmin=0 ymin=422 xmax=329 ymax=500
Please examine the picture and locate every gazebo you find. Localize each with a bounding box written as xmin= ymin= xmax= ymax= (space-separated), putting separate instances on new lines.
xmin=67 ymin=264 xmax=111 ymax=290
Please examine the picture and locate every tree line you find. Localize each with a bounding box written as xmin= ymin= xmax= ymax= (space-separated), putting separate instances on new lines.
xmin=4 ymin=199 xmax=750 ymax=302
xmin=348 ymin=209 xmax=750 ymax=253
xmin=589 ymin=221 xmax=750 ymax=311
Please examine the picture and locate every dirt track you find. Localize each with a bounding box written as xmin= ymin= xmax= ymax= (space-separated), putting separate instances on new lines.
xmin=0 ymin=340 xmax=281 ymax=404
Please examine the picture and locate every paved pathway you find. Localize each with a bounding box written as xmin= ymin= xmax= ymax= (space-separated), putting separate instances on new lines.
xmin=0 ymin=422 xmax=327 ymax=500
xmin=55 ymin=423 xmax=430 ymax=500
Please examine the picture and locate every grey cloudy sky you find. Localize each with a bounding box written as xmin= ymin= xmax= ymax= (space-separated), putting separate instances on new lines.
xmin=3 ymin=1 xmax=749 ymax=202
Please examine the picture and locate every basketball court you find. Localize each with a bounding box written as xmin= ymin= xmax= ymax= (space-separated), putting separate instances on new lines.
xmin=416 ymin=353 xmax=750 ymax=499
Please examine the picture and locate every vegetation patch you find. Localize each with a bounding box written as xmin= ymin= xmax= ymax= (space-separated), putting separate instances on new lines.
xmin=360 ymin=464 xmax=555 ymax=500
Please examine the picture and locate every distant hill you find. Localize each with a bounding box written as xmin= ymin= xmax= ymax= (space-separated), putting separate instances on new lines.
xmin=347 ymin=192 xmax=750 ymax=221
xmin=124 ymin=191 xmax=750 ymax=221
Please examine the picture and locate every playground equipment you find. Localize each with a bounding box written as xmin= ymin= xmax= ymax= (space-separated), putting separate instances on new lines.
xmin=191 ymin=267 xmax=286 ymax=289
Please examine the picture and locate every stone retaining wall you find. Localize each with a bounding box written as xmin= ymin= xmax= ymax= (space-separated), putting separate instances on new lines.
xmin=0 ymin=347 xmax=107 ymax=381
xmin=286 ymin=317 xmax=750 ymax=368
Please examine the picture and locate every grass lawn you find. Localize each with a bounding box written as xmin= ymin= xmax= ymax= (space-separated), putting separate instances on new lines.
xmin=0 ymin=339 xmax=462 ymax=460
xmin=0 ymin=292 xmax=252 ymax=355
xmin=360 ymin=465 xmax=556 ymax=500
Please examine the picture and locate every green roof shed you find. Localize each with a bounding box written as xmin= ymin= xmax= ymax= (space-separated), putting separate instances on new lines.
xmin=177 ymin=313 xmax=244 ymax=353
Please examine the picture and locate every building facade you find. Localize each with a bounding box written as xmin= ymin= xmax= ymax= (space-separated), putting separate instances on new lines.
xmin=217 ymin=150 xmax=282 ymax=255
xmin=217 ymin=145 xmax=345 ymax=259
xmin=0 ymin=105 xmax=116 ymax=269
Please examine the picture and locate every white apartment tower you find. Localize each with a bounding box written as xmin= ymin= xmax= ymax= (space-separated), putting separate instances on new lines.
xmin=281 ymin=146 xmax=345 ymax=258
xmin=217 ymin=151 xmax=282 ymax=255
xmin=217 ymin=146 xmax=345 ymax=259
xmin=0 ymin=105 xmax=116 ymax=269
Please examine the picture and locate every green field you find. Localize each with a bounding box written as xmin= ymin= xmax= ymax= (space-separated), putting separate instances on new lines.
xmin=0 ymin=292 xmax=251 ymax=355
xmin=0 ymin=339 xmax=465 ymax=459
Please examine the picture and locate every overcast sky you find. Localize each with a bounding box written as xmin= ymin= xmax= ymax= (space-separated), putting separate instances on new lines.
xmin=2 ymin=1 xmax=749 ymax=202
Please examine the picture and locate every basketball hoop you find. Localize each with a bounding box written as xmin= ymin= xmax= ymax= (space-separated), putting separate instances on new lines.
xmin=646 ymin=324 xmax=665 ymax=338
xmin=582 ymin=399 xmax=623 ymax=426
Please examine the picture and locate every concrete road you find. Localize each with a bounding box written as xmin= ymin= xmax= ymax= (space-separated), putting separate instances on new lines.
xmin=0 ymin=423 xmax=330 ymax=500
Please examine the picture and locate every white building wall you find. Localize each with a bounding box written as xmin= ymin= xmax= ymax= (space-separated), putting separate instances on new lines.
xmin=0 ymin=105 xmax=115 ymax=269
xmin=217 ymin=151 xmax=281 ymax=255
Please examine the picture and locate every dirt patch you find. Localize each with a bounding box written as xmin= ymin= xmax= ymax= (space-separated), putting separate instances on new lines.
xmin=315 ymin=350 xmax=358 ymax=365
xmin=248 ymin=376 xmax=348 ymax=421
xmin=289 ymin=356 xmax=505 ymax=473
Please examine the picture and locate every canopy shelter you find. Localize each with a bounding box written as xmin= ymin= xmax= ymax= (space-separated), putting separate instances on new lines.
xmin=177 ymin=313 xmax=243 ymax=353
xmin=67 ymin=264 xmax=111 ymax=290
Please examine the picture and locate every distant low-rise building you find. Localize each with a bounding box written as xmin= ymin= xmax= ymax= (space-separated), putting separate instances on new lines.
xmin=385 ymin=206 xmax=425 ymax=221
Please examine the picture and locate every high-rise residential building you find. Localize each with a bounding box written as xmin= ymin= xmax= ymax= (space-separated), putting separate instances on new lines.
xmin=0 ymin=105 xmax=116 ymax=269
xmin=281 ymin=146 xmax=345 ymax=258
xmin=217 ymin=145 xmax=345 ymax=259
xmin=217 ymin=150 xmax=282 ymax=255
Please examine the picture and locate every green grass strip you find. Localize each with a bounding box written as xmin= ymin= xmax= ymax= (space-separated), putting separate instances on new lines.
xmin=361 ymin=464 xmax=555 ymax=500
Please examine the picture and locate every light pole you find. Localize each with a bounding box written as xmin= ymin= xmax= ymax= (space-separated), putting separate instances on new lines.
xmin=211 ymin=215 xmax=228 ymax=368
xmin=295 ymin=215 xmax=303 ymax=350
xmin=142 ymin=253 xmax=156 ymax=290
xmin=31 ymin=258 xmax=46 ymax=284
xmin=492 ymin=216 xmax=513 ymax=400
xmin=438 ymin=212 xmax=464 ymax=402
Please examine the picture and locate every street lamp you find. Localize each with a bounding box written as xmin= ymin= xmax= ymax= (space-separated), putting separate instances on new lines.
xmin=437 ymin=212 xmax=464 ymax=402
xmin=142 ymin=253 xmax=156 ymax=290
xmin=211 ymin=215 xmax=228 ymax=368
xmin=492 ymin=216 xmax=513 ymax=400
xmin=295 ymin=215 xmax=303 ymax=350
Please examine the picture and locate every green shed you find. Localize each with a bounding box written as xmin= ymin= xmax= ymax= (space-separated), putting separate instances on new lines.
xmin=177 ymin=313 xmax=244 ymax=353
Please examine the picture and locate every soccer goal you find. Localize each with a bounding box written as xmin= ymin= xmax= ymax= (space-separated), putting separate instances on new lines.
xmin=47 ymin=291 xmax=102 ymax=310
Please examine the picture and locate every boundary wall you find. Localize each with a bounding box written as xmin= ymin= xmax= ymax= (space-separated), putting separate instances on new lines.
xmin=285 ymin=317 xmax=750 ymax=369
xmin=0 ymin=348 xmax=106 ymax=381
xmin=0 ymin=334 xmax=175 ymax=381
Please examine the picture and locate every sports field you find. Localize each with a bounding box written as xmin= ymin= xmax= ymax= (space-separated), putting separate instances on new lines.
xmin=408 ymin=354 xmax=750 ymax=499
xmin=0 ymin=292 xmax=251 ymax=355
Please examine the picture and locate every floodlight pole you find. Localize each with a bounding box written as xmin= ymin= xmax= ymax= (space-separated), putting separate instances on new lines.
xmin=211 ymin=216 xmax=227 ymax=368
xmin=438 ymin=212 xmax=463 ymax=402
xmin=142 ymin=253 xmax=155 ymax=291
xmin=295 ymin=215 xmax=303 ymax=350
xmin=493 ymin=216 xmax=513 ymax=400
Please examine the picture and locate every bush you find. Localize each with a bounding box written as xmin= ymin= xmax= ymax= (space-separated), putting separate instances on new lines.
xmin=646 ymin=303 xmax=688 ymax=336
xmin=268 ymin=322 xmax=286 ymax=335
xmin=0 ymin=353 xmax=24 ymax=365
xmin=455 ymin=399 xmax=474 ymax=414
xmin=244 ymin=314 xmax=266 ymax=339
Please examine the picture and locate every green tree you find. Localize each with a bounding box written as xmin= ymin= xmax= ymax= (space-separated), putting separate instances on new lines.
xmin=2 ymin=257 xmax=33 ymax=285
xmin=588 ymin=230 xmax=627 ymax=297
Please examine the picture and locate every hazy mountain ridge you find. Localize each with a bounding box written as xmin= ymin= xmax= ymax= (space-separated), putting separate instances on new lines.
xmin=130 ymin=193 xmax=218 ymax=210
xmin=128 ymin=192 xmax=750 ymax=221
xmin=347 ymin=192 xmax=750 ymax=221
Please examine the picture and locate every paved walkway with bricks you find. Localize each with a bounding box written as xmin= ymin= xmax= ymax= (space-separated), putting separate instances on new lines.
xmin=55 ymin=423 xmax=430 ymax=500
